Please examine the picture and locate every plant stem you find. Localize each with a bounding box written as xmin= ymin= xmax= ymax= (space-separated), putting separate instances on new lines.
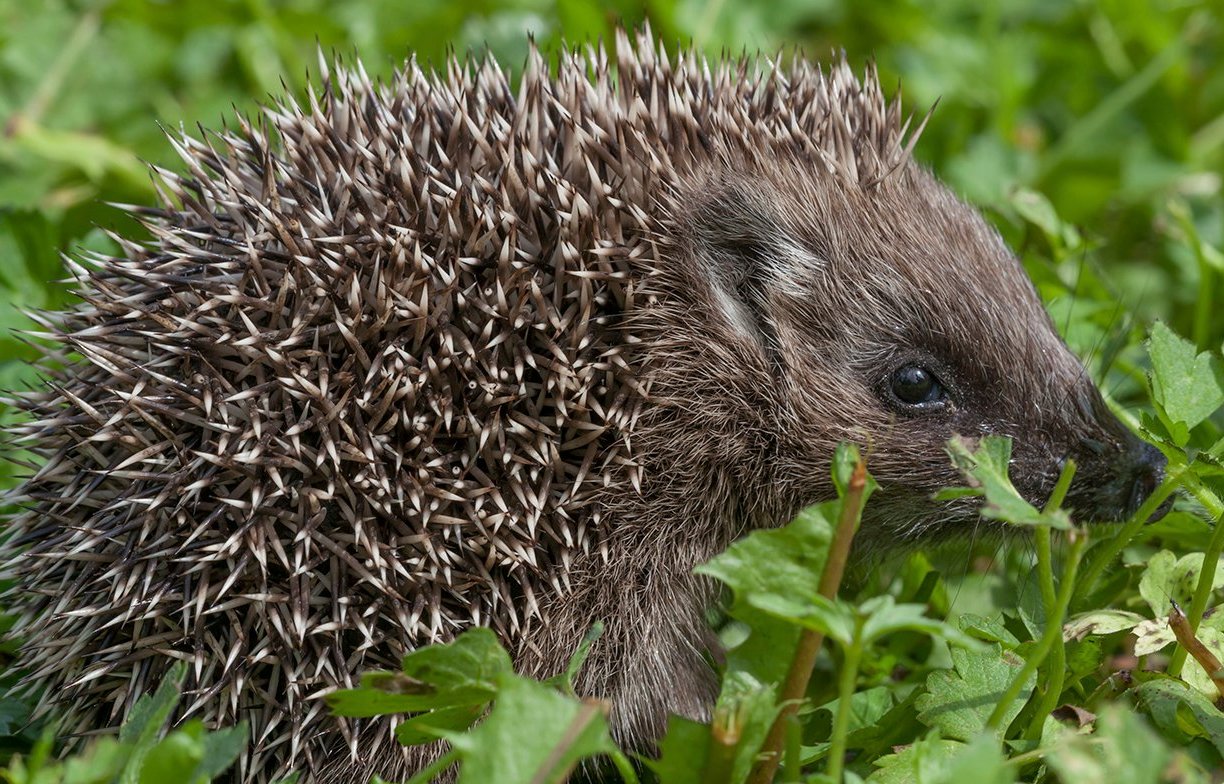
xmin=987 ymin=530 xmax=1088 ymax=732
xmin=608 ymin=748 xmax=641 ymax=784
xmin=1073 ymin=468 xmax=1183 ymax=611
xmin=747 ymin=459 xmax=869 ymax=784
xmin=1024 ymin=460 xmax=1076 ymax=740
xmin=783 ymin=713 xmax=801 ymax=782
xmin=1167 ymin=479 xmax=1224 ymax=676
xmin=826 ymin=642 xmax=863 ymax=783
xmin=1168 ymin=600 xmax=1224 ymax=696
xmin=702 ymin=702 xmax=740 ymax=784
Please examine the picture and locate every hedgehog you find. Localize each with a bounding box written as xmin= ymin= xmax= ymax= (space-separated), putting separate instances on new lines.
xmin=2 ymin=26 xmax=1166 ymax=784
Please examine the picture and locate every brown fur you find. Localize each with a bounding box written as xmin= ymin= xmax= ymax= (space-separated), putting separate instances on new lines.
xmin=3 ymin=28 xmax=1162 ymax=783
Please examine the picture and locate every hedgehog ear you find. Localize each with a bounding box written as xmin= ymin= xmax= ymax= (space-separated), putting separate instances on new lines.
xmin=693 ymin=187 xmax=814 ymax=364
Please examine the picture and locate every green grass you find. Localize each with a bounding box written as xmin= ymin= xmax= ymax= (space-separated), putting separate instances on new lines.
xmin=1 ymin=1 xmax=1222 ymax=782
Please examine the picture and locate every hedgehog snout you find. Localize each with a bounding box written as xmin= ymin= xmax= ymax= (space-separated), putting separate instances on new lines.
xmin=1061 ymin=435 xmax=1169 ymax=523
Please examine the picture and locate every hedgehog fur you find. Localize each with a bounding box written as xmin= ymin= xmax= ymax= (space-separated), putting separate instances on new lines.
xmin=3 ymin=25 xmax=1164 ymax=784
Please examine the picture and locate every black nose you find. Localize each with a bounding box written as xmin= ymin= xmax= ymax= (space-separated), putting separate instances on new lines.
xmin=1125 ymin=442 xmax=1167 ymax=519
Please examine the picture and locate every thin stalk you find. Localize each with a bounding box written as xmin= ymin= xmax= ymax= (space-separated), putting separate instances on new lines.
xmin=701 ymin=702 xmax=739 ymax=784
xmin=1026 ymin=637 xmax=1067 ymax=740
xmin=1169 ymin=600 xmax=1224 ymax=697
xmin=825 ymin=642 xmax=863 ymax=783
xmin=987 ymin=531 xmax=1088 ymax=731
xmin=1167 ymin=479 xmax=1224 ymax=676
xmin=747 ymin=460 xmax=869 ymax=784
xmin=608 ymin=749 xmax=641 ymax=784
xmin=1024 ymin=461 xmax=1076 ymax=740
xmin=1074 ymin=468 xmax=1183 ymax=610
xmin=783 ymin=714 xmax=801 ymax=783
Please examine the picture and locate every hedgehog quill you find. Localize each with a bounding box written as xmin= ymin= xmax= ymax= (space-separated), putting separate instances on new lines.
xmin=3 ymin=28 xmax=1166 ymax=783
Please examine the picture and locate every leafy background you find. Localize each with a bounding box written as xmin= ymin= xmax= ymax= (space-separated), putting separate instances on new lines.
xmin=1 ymin=1 xmax=1221 ymax=431
xmin=0 ymin=0 xmax=1222 ymax=781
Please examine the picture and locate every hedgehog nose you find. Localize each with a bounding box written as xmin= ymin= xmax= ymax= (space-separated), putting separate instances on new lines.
xmin=1125 ymin=442 xmax=1167 ymax=519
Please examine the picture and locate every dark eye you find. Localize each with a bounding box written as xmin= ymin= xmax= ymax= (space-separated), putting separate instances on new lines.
xmin=889 ymin=364 xmax=946 ymax=408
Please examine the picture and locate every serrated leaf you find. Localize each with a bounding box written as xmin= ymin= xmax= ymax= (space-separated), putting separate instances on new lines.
xmin=866 ymin=731 xmax=964 ymax=784
xmin=1138 ymin=550 xmax=1224 ymax=618
xmin=327 ymin=628 xmax=510 ymax=717
xmin=942 ymin=436 xmax=1071 ymax=528
xmin=915 ymin=645 xmax=1033 ymax=741
xmin=1047 ymin=704 xmax=1173 ymax=784
xmin=1148 ymin=321 xmax=1224 ymax=443
xmin=448 ymin=676 xmax=616 ymax=784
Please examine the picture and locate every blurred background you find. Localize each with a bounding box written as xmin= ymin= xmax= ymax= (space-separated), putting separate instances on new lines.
xmin=0 ymin=0 xmax=1220 ymax=483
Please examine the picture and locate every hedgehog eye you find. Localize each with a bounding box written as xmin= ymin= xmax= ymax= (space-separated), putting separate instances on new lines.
xmin=889 ymin=364 xmax=947 ymax=409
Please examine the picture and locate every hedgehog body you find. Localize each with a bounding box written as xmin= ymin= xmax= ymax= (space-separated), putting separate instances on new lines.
xmin=4 ymin=29 xmax=1163 ymax=784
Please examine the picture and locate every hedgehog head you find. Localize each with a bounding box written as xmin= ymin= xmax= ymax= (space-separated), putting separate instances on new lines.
xmin=645 ymin=100 xmax=1165 ymax=549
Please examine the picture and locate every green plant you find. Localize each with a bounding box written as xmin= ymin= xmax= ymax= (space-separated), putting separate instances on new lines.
xmin=0 ymin=664 xmax=247 ymax=784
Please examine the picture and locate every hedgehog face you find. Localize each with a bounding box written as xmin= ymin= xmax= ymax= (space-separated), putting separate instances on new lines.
xmin=673 ymin=157 xmax=1165 ymax=545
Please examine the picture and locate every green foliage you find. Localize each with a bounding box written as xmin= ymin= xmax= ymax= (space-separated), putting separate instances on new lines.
xmin=0 ymin=665 xmax=245 ymax=784
xmin=939 ymin=437 xmax=1071 ymax=529
xmin=323 ymin=626 xmax=635 ymax=784
xmin=2 ymin=1 xmax=1224 ymax=783
xmin=1147 ymin=322 xmax=1224 ymax=447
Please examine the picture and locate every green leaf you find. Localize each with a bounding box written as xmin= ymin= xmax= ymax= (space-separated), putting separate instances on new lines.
xmin=1138 ymin=550 xmax=1224 ymax=618
xmin=1063 ymin=609 xmax=1146 ymax=641
xmin=696 ymin=502 xmax=834 ymax=618
xmin=748 ymin=592 xmax=857 ymax=645
xmin=326 ymin=627 xmax=511 ymax=717
xmin=1148 ymin=321 xmax=1224 ymax=444
xmin=138 ymin=723 xmax=205 ymax=784
xmin=57 ymin=739 xmax=128 ymax=784
xmin=857 ymin=596 xmax=983 ymax=651
xmin=1047 ymin=705 xmax=1173 ymax=784
xmin=721 ymin=606 xmax=803 ymax=686
xmin=120 ymin=663 xmax=188 ymax=784
xmin=957 ymin=614 xmax=1021 ymax=648
xmin=866 ymin=731 xmax=964 ymax=784
xmin=645 ymin=716 xmax=711 ymax=784
xmin=708 ymin=672 xmax=779 ymax=784
xmin=915 ymin=645 xmax=1034 ymax=742
xmin=119 ymin=663 xmax=187 ymax=746
xmin=941 ymin=436 xmax=1071 ymax=528
xmin=395 ymin=704 xmax=486 ymax=746
xmin=448 ymin=675 xmax=616 ymax=784
xmin=934 ymin=733 xmax=1016 ymax=784
xmin=1134 ymin=677 xmax=1224 ymax=757
xmin=808 ymin=686 xmax=895 ymax=757
xmin=189 ymin=722 xmax=247 ymax=782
